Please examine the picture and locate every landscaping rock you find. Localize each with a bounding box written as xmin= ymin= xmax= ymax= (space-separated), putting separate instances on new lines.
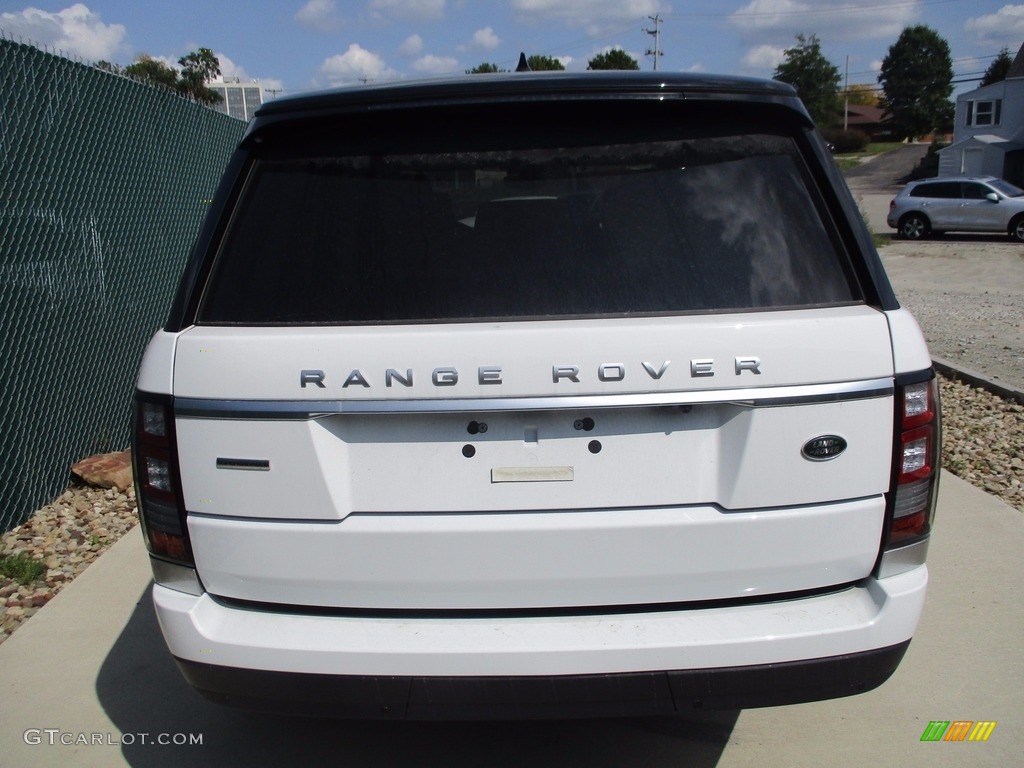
xmin=70 ymin=450 xmax=134 ymax=490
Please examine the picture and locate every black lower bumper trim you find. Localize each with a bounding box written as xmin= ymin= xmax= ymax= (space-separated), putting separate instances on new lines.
xmin=175 ymin=641 xmax=910 ymax=720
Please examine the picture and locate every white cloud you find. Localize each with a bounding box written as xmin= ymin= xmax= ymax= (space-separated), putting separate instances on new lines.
xmin=512 ymin=0 xmax=669 ymax=35
xmin=742 ymin=44 xmax=785 ymax=69
xmin=398 ymin=33 xmax=424 ymax=56
xmin=295 ymin=0 xmax=343 ymax=31
xmin=211 ymin=52 xmax=247 ymax=82
xmin=369 ymin=0 xmax=445 ymax=22
xmin=411 ymin=53 xmax=459 ymax=74
xmin=462 ymin=26 xmax=497 ymax=52
xmin=258 ymin=78 xmax=285 ymax=95
xmin=728 ymin=0 xmax=915 ymax=43
xmin=205 ymin=58 xmax=284 ymax=100
xmin=318 ymin=43 xmax=397 ymax=85
xmin=728 ymin=0 xmax=806 ymax=31
xmin=0 ymin=3 xmax=127 ymax=60
xmin=965 ymin=5 xmax=1024 ymax=44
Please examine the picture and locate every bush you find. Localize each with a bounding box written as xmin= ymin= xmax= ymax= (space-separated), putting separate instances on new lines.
xmin=904 ymin=142 xmax=947 ymax=181
xmin=821 ymin=128 xmax=870 ymax=153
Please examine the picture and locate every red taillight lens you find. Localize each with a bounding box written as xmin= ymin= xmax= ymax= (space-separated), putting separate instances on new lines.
xmin=887 ymin=377 xmax=940 ymax=548
xmin=133 ymin=393 xmax=193 ymax=564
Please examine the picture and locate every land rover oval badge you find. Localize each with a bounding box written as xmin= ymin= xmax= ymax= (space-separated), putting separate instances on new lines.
xmin=802 ymin=435 xmax=847 ymax=461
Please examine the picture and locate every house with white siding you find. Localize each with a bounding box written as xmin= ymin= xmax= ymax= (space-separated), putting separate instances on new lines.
xmin=938 ymin=43 xmax=1024 ymax=185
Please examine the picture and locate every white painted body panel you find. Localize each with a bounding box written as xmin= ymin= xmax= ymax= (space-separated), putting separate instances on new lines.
xmin=885 ymin=308 xmax=933 ymax=373
xmin=162 ymin=307 xmax=901 ymax=609
xmin=170 ymin=307 xmax=894 ymax=400
xmin=154 ymin=565 xmax=928 ymax=676
xmin=188 ymin=498 xmax=885 ymax=609
xmin=175 ymin=397 xmax=894 ymax=519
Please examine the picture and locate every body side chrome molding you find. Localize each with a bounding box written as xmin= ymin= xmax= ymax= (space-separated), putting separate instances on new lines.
xmin=175 ymin=377 xmax=893 ymax=419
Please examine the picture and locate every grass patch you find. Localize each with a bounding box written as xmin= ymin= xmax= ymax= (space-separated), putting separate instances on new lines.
xmin=835 ymin=157 xmax=861 ymax=172
xmin=0 ymin=552 xmax=46 ymax=585
xmin=836 ymin=142 xmax=909 ymax=172
xmin=862 ymin=142 xmax=906 ymax=156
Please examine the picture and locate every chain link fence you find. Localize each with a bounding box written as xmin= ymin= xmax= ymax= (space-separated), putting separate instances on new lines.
xmin=0 ymin=36 xmax=245 ymax=533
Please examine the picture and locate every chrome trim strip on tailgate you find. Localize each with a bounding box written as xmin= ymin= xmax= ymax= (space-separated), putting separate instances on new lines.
xmin=175 ymin=378 xmax=893 ymax=419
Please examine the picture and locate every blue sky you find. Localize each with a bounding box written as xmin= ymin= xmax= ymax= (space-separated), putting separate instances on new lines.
xmin=1 ymin=1 xmax=1021 ymax=99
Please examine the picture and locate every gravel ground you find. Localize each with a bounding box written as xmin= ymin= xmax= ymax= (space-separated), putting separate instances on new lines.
xmin=1 ymin=237 xmax=1022 ymax=646
xmin=1 ymin=486 xmax=138 ymax=644
xmin=879 ymin=237 xmax=1024 ymax=390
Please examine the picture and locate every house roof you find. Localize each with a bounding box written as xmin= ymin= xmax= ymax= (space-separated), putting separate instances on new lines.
xmin=1008 ymin=42 xmax=1024 ymax=79
xmin=844 ymin=104 xmax=885 ymax=123
xmin=939 ymin=134 xmax=1024 ymax=155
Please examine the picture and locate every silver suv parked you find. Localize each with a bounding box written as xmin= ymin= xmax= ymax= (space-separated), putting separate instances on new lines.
xmin=888 ymin=175 xmax=1024 ymax=240
xmin=133 ymin=72 xmax=940 ymax=719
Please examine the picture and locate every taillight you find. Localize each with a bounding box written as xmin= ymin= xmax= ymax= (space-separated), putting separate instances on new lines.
xmin=886 ymin=375 xmax=940 ymax=548
xmin=133 ymin=392 xmax=193 ymax=564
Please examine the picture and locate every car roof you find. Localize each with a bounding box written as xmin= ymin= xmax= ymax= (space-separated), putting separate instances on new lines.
xmin=251 ymin=71 xmax=805 ymax=121
xmin=909 ymin=175 xmax=999 ymax=185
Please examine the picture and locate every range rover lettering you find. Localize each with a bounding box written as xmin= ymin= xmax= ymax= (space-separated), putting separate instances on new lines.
xmin=133 ymin=71 xmax=939 ymax=719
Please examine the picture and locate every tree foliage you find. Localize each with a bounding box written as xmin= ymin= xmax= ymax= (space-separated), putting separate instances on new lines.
xmin=846 ymin=83 xmax=879 ymax=107
xmin=587 ymin=48 xmax=639 ymax=70
xmin=980 ymin=46 xmax=1013 ymax=87
xmin=466 ymin=62 xmax=506 ymax=74
xmin=526 ymin=54 xmax=565 ymax=71
xmin=102 ymin=49 xmax=223 ymax=105
xmin=124 ymin=54 xmax=179 ymax=89
xmin=878 ymin=25 xmax=954 ymax=139
xmin=772 ymin=34 xmax=842 ymax=126
xmin=177 ymin=48 xmax=222 ymax=104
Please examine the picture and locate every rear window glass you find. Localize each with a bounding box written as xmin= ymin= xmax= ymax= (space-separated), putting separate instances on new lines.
xmin=199 ymin=124 xmax=860 ymax=324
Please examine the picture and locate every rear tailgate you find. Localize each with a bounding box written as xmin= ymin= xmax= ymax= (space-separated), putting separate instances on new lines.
xmin=172 ymin=307 xmax=896 ymax=609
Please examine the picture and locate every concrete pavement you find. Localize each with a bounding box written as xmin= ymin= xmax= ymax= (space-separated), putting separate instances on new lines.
xmin=0 ymin=470 xmax=1020 ymax=767
xmin=855 ymin=191 xmax=895 ymax=234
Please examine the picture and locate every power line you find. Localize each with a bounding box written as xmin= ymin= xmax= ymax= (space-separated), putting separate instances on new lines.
xmin=674 ymin=0 xmax=966 ymax=20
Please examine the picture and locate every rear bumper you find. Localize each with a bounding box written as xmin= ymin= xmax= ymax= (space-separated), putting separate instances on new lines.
xmin=153 ymin=564 xmax=927 ymax=717
xmin=177 ymin=642 xmax=911 ymax=719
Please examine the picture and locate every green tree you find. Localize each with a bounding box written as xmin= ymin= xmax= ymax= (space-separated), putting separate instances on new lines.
xmin=124 ymin=54 xmax=179 ymax=90
xmin=587 ymin=48 xmax=639 ymax=70
xmin=526 ymin=54 xmax=565 ymax=71
xmin=980 ymin=46 xmax=1013 ymax=87
xmin=878 ymin=26 xmax=954 ymax=139
xmin=177 ymin=48 xmax=222 ymax=104
xmin=772 ymin=34 xmax=842 ymax=126
xmin=466 ymin=62 xmax=506 ymax=74
xmin=846 ymin=83 xmax=880 ymax=107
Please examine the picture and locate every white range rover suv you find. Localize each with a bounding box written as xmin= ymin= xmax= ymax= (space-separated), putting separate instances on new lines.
xmin=133 ymin=72 xmax=940 ymax=719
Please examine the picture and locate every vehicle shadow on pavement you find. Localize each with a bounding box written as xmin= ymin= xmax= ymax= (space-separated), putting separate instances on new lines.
xmin=96 ymin=588 xmax=739 ymax=768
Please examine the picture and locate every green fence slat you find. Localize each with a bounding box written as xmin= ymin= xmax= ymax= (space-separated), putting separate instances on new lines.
xmin=0 ymin=36 xmax=245 ymax=532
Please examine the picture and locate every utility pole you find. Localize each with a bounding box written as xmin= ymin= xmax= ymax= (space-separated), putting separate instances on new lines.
xmin=843 ymin=55 xmax=849 ymax=131
xmin=644 ymin=14 xmax=663 ymax=71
